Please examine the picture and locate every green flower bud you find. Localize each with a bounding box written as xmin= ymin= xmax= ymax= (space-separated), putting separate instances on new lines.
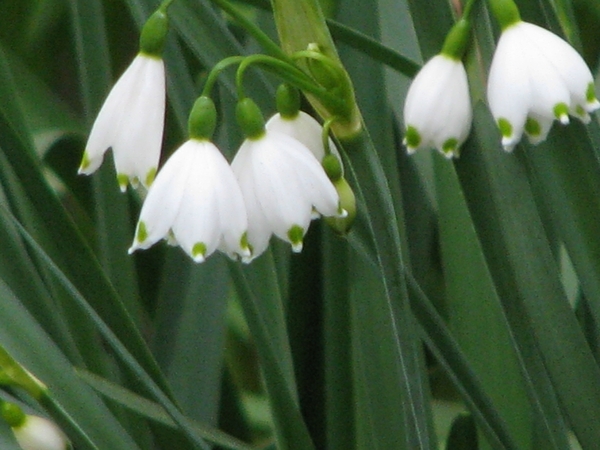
xmin=306 ymin=43 xmax=341 ymax=89
xmin=322 ymin=153 xmax=343 ymax=181
xmin=325 ymin=177 xmax=356 ymax=235
xmin=489 ymin=0 xmax=521 ymax=31
xmin=1 ymin=401 xmax=25 ymax=428
xmin=140 ymin=10 xmax=169 ymax=57
xmin=441 ymin=19 xmax=471 ymax=60
xmin=276 ymin=84 xmax=301 ymax=119
xmin=236 ymin=98 xmax=266 ymax=140
xmin=188 ymin=96 xmax=217 ymax=140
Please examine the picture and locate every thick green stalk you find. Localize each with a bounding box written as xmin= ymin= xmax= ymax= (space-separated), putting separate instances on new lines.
xmin=270 ymin=0 xmax=361 ymax=138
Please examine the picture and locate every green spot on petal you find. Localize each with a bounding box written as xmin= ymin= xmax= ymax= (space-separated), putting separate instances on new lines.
xmin=117 ymin=173 xmax=129 ymax=191
xmin=442 ymin=138 xmax=458 ymax=153
xmin=404 ymin=126 xmax=421 ymax=149
xmin=497 ymin=118 xmax=513 ymax=138
xmin=145 ymin=167 xmax=157 ymax=187
xmin=586 ymin=82 xmax=597 ymax=103
xmin=287 ymin=225 xmax=304 ymax=252
xmin=192 ymin=242 xmax=207 ymax=259
xmin=136 ymin=221 xmax=148 ymax=243
xmin=240 ymin=232 xmax=250 ymax=252
xmin=79 ymin=151 xmax=91 ymax=170
xmin=576 ymin=105 xmax=586 ymax=116
xmin=525 ymin=117 xmax=541 ymax=136
xmin=553 ymin=103 xmax=569 ymax=121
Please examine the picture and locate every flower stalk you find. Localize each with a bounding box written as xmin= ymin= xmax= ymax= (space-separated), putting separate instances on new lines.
xmin=270 ymin=0 xmax=361 ymax=138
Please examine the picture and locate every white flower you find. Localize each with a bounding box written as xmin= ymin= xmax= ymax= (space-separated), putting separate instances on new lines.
xmin=128 ymin=139 xmax=250 ymax=263
xmin=13 ymin=415 xmax=68 ymax=450
xmin=231 ymin=130 xmax=343 ymax=260
xmin=79 ymin=53 xmax=166 ymax=191
xmin=403 ymin=54 xmax=472 ymax=158
xmin=265 ymin=111 xmax=340 ymax=164
xmin=487 ymin=21 xmax=600 ymax=151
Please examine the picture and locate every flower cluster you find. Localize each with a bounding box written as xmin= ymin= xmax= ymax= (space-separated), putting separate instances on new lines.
xmin=127 ymin=96 xmax=345 ymax=263
xmin=78 ymin=5 xmax=351 ymax=264
xmin=403 ymin=0 xmax=599 ymax=156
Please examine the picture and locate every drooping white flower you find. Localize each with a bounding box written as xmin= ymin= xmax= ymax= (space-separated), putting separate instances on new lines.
xmin=487 ymin=21 xmax=600 ymax=151
xmin=129 ymin=139 xmax=250 ymax=263
xmin=79 ymin=53 xmax=166 ymax=191
xmin=403 ymin=54 xmax=472 ymax=158
xmin=12 ymin=415 xmax=69 ymax=450
xmin=231 ymin=130 xmax=343 ymax=260
xmin=266 ymin=111 xmax=340 ymax=164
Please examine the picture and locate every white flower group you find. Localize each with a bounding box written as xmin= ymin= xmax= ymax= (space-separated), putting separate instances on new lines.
xmin=127 ymin=96 xmax=343 ymax=263
xmin=487 ymin=21 xmax=600 ymax=151
xmin=403 ymin=19 xmax=599 ymax=155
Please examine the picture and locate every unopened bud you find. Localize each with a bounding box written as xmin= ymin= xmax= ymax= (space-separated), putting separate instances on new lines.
xmin=325 ymin=177 xmax=356 ymax=234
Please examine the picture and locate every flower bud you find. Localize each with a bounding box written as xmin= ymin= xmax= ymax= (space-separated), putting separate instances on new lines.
xmin=276 ymin=84 xmax=301 ymax=119
xmin=188 ymin=96 xmax=217 ymax=140
xmin=441 ymin=19 xmax=471 ymax=60
xmin=140 ymin=10 xmax=169 ymax=57
xmin=236 ymin=98 xmax=266 ymax=140
xmin=489 ymin=0 xmax=521 ymax=30
xmin=306 ymin=43 xmax=341 ymax=89
xmin=322 ymin=153 xmax=343 ymax=181
xmin=325 ymin=177 xmax=356 ymax=234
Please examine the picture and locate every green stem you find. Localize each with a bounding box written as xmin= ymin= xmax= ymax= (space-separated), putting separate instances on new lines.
xmin=462 ymin=0 xmax=479 ymax=19
xmin=201 ymin=56 xmax=245 ymax=97
xmin=209 ymin=0 xmax=290 ymax=61
xmin=235 ymin=54 xmax=345 ymax=112
xmin=159 ymin=0 xmax=176 ymax=11
xmin=322 ymin=117 xmax=337 ymax=156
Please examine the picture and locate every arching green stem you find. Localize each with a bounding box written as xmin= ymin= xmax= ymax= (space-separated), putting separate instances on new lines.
xmin=201 ymin=56 xmax=245 ymax=97
xmin=235 ymin=54 xmax=346 ymax=114
xmin=322 ymin=116 xmax=338 ymax=156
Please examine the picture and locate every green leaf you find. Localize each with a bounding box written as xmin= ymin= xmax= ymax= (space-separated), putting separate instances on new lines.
xmin=455 ymin=103 xmax=600 ymax=449
xmin=77 ymin=369 xmax=255 ymax=450
xmin=0 ymin=277 xmax=140 ymax=449
xmin=229 ymin=254 xmax=314 ymax=450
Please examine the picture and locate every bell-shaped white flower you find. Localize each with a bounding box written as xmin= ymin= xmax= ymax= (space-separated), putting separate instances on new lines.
xmin=266 ymin=111 xmax=341 ymax=164
xmin=13 ymin=415 xmax=69 ymax=450
xmin=487 ymin=21 xmax=600 ymax=151
xmin=79 ymin=53 xmax=166 ymax=191
xmin=403 ymin=54 xmax=472 ymax=158
xmin=129 ymin=139 xmax=250 ymax=263
xmin=231 ymin=129 xmax=343 ymax=260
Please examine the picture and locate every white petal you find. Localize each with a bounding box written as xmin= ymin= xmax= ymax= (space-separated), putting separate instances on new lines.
xmin=213 ymin=157 xmax=250 ymax=258
xmin=487 ymin=25 xmax=532 ymax=150
xmin=266 ymin=111 xmax=340 ymax=163
xmin=112 ymin=57 xmax=165 ymax=188
xmin=233 ymin=153 xmax=272 ymax=259
xmin=129 ymin=141 xmax=192 ymax=252
xmin=520 ymin=22 xmax=595 ymax=110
